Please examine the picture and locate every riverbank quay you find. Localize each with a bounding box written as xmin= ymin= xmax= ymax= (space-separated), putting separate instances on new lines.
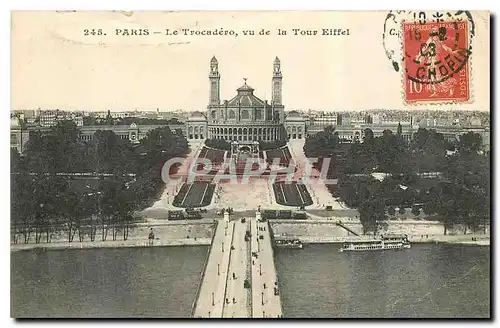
xmin=11 ymin=238 xmax=212 ymax=252
xmin=276 ymin=235 xmax=490 ymax=246
xmin=11 ymin=221 xmax=215 ymax=252
xmin=270 ymin=220 xmax=490 ymax=246
xmin=11 ymin=218 xmax=489 ymax=252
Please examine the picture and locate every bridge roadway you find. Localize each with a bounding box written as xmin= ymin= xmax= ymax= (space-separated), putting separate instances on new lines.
xmin=222 ymin=219 xmax=251 ymax=317
xmin=251 ymin=219 xmax=283 ymax=318
xmin=193 ymin=216 xmax=283 ymax=318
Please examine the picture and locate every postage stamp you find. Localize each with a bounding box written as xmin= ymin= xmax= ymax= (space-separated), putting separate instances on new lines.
xmin=402 ymin=20 xmax=471 ymax=104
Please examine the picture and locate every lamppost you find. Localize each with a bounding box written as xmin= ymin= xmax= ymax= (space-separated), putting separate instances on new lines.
xmin=37 ymin=203 xmax=44 ymax=243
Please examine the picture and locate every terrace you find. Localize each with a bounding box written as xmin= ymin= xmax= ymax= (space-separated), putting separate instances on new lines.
xmin=196 ymin=146 xmax=226 ymax=173
xmin=272 ymin=182 xmax=313 ymax=207
xmin=172 ymin=182 xmax=216 ymax=208
xmin=265 ymin=147 xmax=292 ymax=166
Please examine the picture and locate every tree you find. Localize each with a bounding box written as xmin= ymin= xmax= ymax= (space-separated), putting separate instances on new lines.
xmin=325 ymin=125 xmax=488 ymax=236
xmin=387 ymin=206 xmax=396 ymax=216
xmin=114 ymin=183 xmax=137 ymax=240
xmin=260 ymin=139 xmax=287 ymax=151
xmin=87 ymin=130 xmax=133 ymax=174
xmin=409 ymin=128 xmax=448 ymax=173
xmin=374 ymin=130 xmax=407 ymax=174
xmin=61 ymin=187 xmax=89 ymax=243
xmin=11 ymin=174 xmax=36 ymax=243
xmin=166 ymin=118 xmax=182 ymax=125
xmin=206 ymin=138 xmax=231 ymax=151
xmin=12 ymin=121 xmax=191 ymax=246
xmin=411 ymin=205 xmax=421 ymax=216
xmin=303 ymin=127 xmax=339 ymax=158
xmin=11 ymin=148 xmax=21 ymax=173
xmin=359 ymin=198 xmax=387 ymax=235
xmin=458 ymin=132 xmax=482 ymax=155
xmin=363 ymin=128 xmax=374 ymax=145
xmin=24 ymin=131 xmax=57 ymax=173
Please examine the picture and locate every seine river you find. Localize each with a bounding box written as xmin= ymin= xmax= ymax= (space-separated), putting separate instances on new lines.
xmin=11 ymin=244 xmax=490 ymax=318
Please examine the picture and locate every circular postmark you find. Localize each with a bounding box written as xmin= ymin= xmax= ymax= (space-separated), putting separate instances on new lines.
xmin=382 ymin=10 xmax=475 ymax=74
xmin=403 ymin=20 xmax=471 ymax=85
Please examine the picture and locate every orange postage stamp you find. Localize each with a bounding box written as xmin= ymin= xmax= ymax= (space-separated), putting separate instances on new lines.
xmin=402 ymin=20 xmax=471 ymax=104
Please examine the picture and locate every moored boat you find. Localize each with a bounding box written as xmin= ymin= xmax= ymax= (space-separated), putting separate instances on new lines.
xmin=275 ymin=238 xmax=303 ymax=249
xmin=339 ymin=234 xmax=411 ymax=252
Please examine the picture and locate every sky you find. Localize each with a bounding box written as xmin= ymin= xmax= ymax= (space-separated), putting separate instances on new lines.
xmin=11 ymin=11 xmax=490 ymax=112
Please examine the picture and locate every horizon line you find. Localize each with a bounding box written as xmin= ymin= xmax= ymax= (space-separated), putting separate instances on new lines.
xmin=11 ymin=108 xmax=491 ymax=113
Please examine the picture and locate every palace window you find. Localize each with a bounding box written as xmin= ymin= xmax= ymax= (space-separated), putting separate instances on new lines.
xmin=241 ymin=109 xmax=249 ymax=119
xmin=255 ymin=109 xmax=262 ymax=120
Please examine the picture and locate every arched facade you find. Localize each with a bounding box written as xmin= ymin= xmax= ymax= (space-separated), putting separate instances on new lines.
xmin=284 ymin=110 xmax=306 ymax=139
xmin=186 ymin=113 xmax=207 ymax=140
xmin=193 ymin=56 xmax=286 ymax=143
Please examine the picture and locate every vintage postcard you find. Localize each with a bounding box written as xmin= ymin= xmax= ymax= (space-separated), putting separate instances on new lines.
xmin=10 ymin=11 xmax=490 ymax=319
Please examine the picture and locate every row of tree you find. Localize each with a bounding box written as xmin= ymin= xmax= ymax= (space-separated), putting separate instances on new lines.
xmin=305 ymin=126 xmax=489 ymax=234
xmin=11 ymin=120 xmax=190 ymax=243
xmin=205 ymin=138 xmax=231 ymax=151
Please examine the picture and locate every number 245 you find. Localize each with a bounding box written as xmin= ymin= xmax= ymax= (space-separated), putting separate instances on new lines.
xmin=84 ymin=29 xmax=104 ymax=36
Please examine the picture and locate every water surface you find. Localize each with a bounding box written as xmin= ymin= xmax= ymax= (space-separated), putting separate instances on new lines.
xmin=11 ymin=246 xmax=208 ymax=318
xmin=275 ymin=243 xmax=490 ymax=318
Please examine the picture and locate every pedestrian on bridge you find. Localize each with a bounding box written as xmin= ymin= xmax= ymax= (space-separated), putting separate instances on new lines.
xmin=148 ymin=228 xmax=155 ymax=246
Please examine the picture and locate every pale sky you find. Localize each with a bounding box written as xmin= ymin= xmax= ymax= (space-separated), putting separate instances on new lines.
xmin=11 ymin=11 xmax=490 ymax=112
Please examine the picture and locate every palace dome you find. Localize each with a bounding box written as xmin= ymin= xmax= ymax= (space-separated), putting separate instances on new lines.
xmin=226 ymin=79 xmax=266 ymax=107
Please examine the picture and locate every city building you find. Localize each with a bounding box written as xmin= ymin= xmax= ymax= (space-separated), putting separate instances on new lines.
xmin=312 ymin=113 xmax=337 ymax=128
xmin=284 ymin=111 xmax=306 ymax=139
xmin=39 ymin=110 xmax=59 ymax=127
xmin=11 ymin=121 xmax=185 ymax=154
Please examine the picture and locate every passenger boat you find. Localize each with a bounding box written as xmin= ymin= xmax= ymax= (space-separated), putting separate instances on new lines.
xmin=275 ymin=238 xmax=304 ymax=249
xmin=339 ymin=234 xmax=411 ymax=252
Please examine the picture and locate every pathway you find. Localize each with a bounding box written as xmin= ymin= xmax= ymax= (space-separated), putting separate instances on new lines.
xmin=251 ymin=219 xmax=283 ymax=318
xmin=193 ymin=215 xmax=283 ymax=318
xmin=288 ymin=139 xmax=347 ymax=210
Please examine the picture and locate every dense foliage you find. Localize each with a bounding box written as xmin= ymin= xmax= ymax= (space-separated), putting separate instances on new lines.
xmin=259 ymin=139 xmax=287 ymax=151
xmin=205 ymin=138 xmax=232 ymax=151
xmin=11 ymin=120 xmax=190 ymax=243
xmin=304 ymin=126 xmax=490 ymax=234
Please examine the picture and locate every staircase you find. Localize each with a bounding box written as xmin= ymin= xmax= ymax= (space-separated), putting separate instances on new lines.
xmin=335 ymin=221 xmax=359 ymax=236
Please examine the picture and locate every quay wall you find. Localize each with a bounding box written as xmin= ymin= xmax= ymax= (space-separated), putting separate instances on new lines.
xmin=191 ymin=221 xmax=219 ymax=317
xmin=11 ymin=222 xmax=216 ymax=251
xmin=270 ymin=220 xmax=489 ymax=244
